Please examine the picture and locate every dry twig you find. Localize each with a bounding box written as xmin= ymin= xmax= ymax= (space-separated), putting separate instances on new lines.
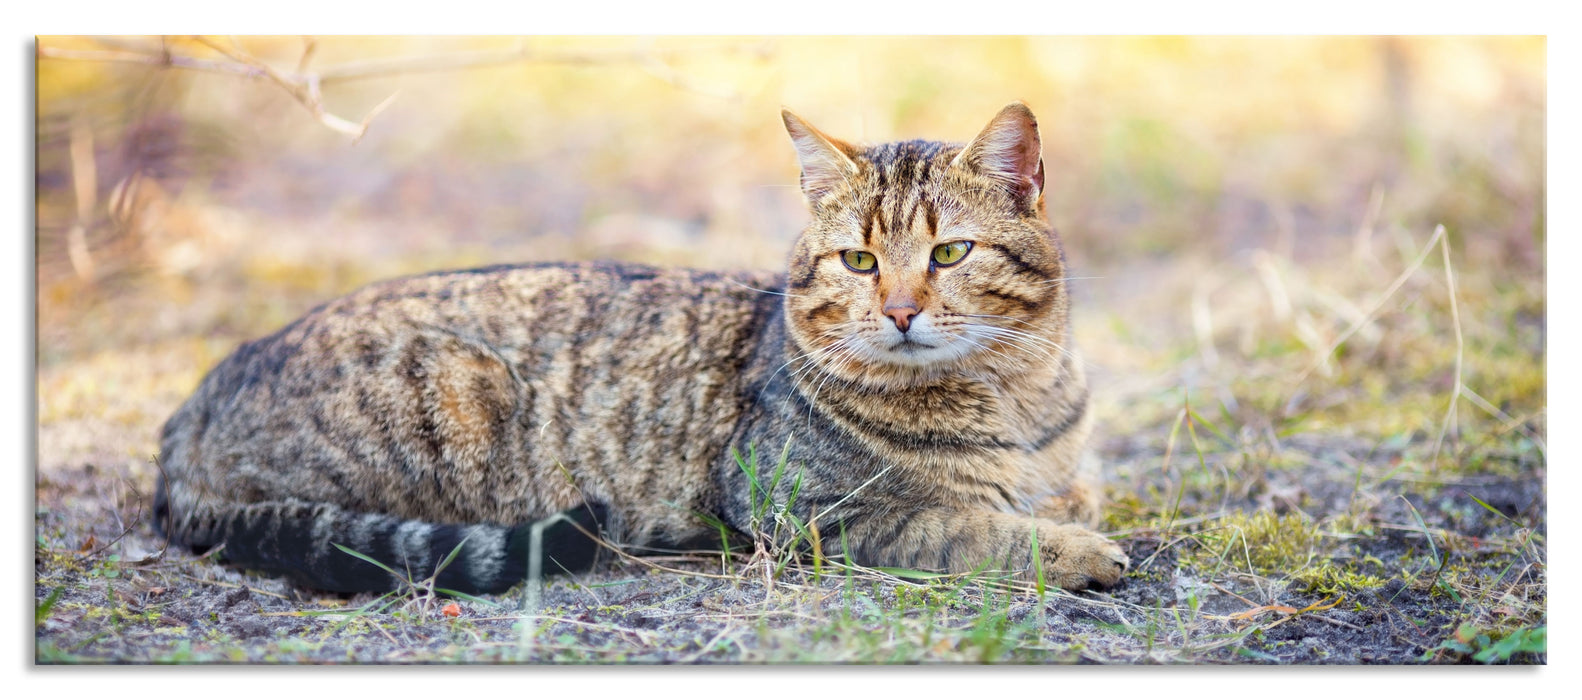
xmin=37 ymin=37 xmax=773 ymax=140
xmin=1430 ymin=226 xmax=1464 ymax=468
xmin=1291 ymin=224 xmax=1447 ymax=390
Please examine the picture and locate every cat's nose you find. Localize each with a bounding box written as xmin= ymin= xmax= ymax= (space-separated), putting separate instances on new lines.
xmin=884 ymin=305 xmax=919 ymax=333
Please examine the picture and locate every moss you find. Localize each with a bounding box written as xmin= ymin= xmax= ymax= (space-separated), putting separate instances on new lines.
xmin=1293 ymin=562 xmax=1387 ymax=595
xmin=1186 ymin=511 xmax=1325 ymax=576
xmin=893 ymin=583 xmax=952 ymax=610
xmin=1102 ymin=492 xmax=1157 ymax=532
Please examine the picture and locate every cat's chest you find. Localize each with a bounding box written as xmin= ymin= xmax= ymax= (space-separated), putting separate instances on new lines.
xmin=820 ymin=377 xmax=1073 ymax=502
xmin=816 ymin=376 xmax=1053 ymax=449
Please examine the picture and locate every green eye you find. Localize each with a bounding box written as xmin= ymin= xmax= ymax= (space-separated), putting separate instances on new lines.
xmin=842 ymin=250 xmax=877 ymax=272
xmin=932 ymin=241 xmax=972 ymax=266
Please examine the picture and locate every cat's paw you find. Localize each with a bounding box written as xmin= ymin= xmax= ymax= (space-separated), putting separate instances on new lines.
xmin=1037 ymin=523 xmax=1129 ymax=590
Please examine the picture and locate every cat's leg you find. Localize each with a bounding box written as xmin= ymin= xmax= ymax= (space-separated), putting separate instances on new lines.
xmin=1029 ymin=478 xmax=1103 ymax=527
xmin=834 ymin=507 xmax=1127 ymax=590
xmin=1022 ymin=447 xmax=1107 ymax=527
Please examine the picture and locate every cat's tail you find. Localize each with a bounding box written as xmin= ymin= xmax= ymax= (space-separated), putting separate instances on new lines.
xmin=152 ymin=479 xmax=607 ymax=595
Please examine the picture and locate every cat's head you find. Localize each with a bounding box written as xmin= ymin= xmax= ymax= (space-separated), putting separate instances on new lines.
xmin=780 ymin=103 xmax=1072 ymax=386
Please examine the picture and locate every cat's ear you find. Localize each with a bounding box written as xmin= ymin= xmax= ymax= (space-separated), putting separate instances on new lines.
xmin=782 ymin=109 xmax=861 ymax=203
xmin=953 ymin=102 xmax=1045 ymax=207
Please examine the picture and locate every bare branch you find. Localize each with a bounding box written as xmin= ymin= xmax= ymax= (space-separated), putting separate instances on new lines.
xmin=37 ymin=37 xmax=773 ymax=139
xmin=36 ymin=45 xmax=265 ymax=78
xmin=311 ymin=41 xmax=772 ymax=84
xmin=191 ymin=36 xmax=384 ymax=140
xmin=296 ymin=36 xmax=317 ymax=73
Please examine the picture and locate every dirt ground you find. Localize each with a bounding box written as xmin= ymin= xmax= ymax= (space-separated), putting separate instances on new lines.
xmin=33 ymin=429 xmax=1546 ymax=664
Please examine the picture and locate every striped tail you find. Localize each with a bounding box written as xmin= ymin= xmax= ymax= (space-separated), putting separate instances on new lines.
xmin=154 ymin=484 xmax=607 ymax=594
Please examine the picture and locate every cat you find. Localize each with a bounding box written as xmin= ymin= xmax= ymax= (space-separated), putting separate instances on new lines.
xmin=152 ymin=103 xmax=1130 ymax=595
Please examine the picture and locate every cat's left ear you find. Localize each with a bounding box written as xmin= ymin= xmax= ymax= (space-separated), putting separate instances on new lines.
xmin=953 ymin=102 xmax=1045 ymax=208
xmin=782 ymin=109 xmax=861 ymax=204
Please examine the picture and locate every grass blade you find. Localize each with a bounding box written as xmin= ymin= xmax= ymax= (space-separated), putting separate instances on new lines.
xmin=36 ymin=586 xmax=64 ymax=627
xmin=332 ymin=542 xmax=398 ymax=576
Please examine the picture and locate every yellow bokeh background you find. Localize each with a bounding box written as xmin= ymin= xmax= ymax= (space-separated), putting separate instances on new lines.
xmin=34 ymin=36 xmax=1545 ymax=469
xmin=37 ymin=36 xmax=1543 ymax=269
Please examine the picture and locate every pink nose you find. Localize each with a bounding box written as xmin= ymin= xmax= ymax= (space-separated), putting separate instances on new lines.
xmin=884 ymin=305 xmax=919 ymax=333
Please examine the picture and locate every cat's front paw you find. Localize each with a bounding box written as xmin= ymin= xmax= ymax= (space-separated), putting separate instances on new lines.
xmin=1037 ymin=523 xmax=1129 ymax=590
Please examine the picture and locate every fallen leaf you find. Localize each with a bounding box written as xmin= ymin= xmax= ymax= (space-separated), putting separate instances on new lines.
xmin=1229 ymin=604 xmax=1298 ymax=620
xmin=1228 ymin=597 xmax=1341 ymax=621
xmin=1297 ymin=596 xmax=1342 ymax=614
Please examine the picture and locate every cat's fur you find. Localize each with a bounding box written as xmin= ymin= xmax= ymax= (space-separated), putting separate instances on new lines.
xmin=153 ymin=103 xmax=1129 ymax=594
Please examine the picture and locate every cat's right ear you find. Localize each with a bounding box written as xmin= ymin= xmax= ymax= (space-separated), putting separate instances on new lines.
xmin=953 ymin=102 xmax=1045 ymax=209
xmin=782 ymin=109 xmax=860 ymax=203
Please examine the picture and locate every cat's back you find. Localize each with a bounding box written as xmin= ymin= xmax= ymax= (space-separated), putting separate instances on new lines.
xmin=175 ymin=261 xmax=785 ymax=409
xmin=159 ymin=260 xmax=787 ymax=542
xmin=286 ymin=260 xmax=781 ymax=348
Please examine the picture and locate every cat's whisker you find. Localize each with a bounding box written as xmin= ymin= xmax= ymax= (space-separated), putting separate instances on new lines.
xmin=1028 ymin=275 xmax=1103 ymax=287
xmin=787 ymin=341 xmax=852 ymax=410
xmin=956 ymin=312 xmax=1063 ymax=333
xmin=725 ymin=277 xmax=808 ymax=298
xmin=977 ymin=336 xmax=1060 ymax=368
xmin=984 ymin=326 xmax=1076 ymax=361
xmin=804 ymin=342 xmax=865 ymax=430
xmin=977 ymin=323 xmax=1099 ymax=377
xmin=955 ymin=311 xmax=1047 ymax=324
xmin=758 ymin=327 xmax=851 ymax=399
xmin=775 ymin=335 xmax=859 ymax=414
xmin=757 ymin=347 xmax=825 ymax=403
xmin=785 ymin=336 xmax=854 ymax=384
xmin=778 ymin=345 xmax=854 ymax=414
xmin=957 ymin=315 xmax=1044 ymax=335
xmin=987 ymin=324 xmax=1071 ymax=350
xmin=769 ymin=332 xmax=843 ymax=377
xmin=947 ymin=330 xmax=1021 ymax=367
xmin=968 ymin=325 xmax=1072 ymax=366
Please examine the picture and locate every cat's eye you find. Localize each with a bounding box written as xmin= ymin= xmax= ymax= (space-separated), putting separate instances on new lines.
xmin=842 ymin=250 xmax=878 ymax=272
xmin=932 ymin=241 xmax=973 ymax=267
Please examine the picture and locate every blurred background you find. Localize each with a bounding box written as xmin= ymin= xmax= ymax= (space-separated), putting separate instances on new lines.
xmin=35 ymin=36 xmax=1545 ymax=480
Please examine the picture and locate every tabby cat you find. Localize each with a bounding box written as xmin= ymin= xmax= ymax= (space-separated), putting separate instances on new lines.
xmin=153 ymin=103 xmax=1129 ymax=594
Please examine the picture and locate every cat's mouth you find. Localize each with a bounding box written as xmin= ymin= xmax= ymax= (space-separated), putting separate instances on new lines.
xmin=889 ymin=339 xmax=936 ymax=352
xmin=845 ymin=316 xmax=976 ymax=368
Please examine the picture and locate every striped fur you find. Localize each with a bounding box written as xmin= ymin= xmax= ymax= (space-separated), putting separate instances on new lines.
xmin=154 ymin=103 xmax=1127 ymax=594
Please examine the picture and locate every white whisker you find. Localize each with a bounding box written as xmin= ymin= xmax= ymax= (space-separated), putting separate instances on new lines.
xmin=968 ymin=325 xmax=1075 ymax=366
xmin=759 ymin=331 xmax=850 ymax=405
xmin=804 ymin=342 xmax=864 ymax=430
xmin=983 ymin=325 xmax=1075 ymax=357
xmin=978 ymin=334 xmax=1060 ymax=366
xmin=946 ymin=330 xmax=1021 ymax=367
xmin=784 ymin=341 xmax=850 ymax=388
xmin=956 ymin=313 xmax=1064 ymax=336
xmin=726 ymin=277 xmax=807 ymax=298
xmin=1029 ymin=275 xmax=1103 ymax=287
